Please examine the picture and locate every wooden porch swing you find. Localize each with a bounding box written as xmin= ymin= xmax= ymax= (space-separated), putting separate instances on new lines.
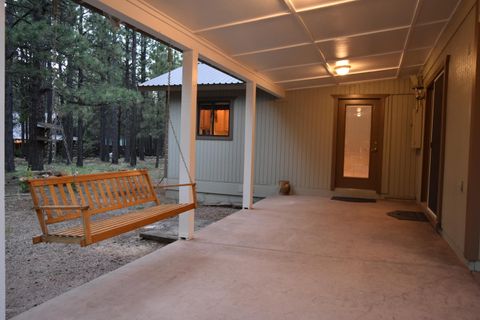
xmin=28 ymin=47 xmax=197 ymax=247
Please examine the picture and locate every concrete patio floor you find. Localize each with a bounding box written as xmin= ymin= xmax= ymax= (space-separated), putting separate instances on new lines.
xmin=12 ymin=196 xmax=480 ymax=320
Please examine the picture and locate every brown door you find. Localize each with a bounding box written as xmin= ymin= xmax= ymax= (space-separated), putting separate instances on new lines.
xmin=334 ymin=99 xmax=383 ymax=191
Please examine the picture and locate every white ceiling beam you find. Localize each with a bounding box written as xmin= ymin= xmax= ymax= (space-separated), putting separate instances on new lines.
xmin=314 ymin=25 xmax=410 ymax=43
xmin=276 ymin=66 xmax=399 ymax=84
xmin=232 ymin=42 xmax=311 ymax=57
xmin=262 ymin=62 xmax=323 ymax=72
xmin=396 ymin=0 xmax=423 ymax=78
xmin=295 ymin=0 xmax=360 ymax=13
xmin=82 ymin=0 xmax=285 ymax=98
xmin=193 ymin=12 xmax=290 ymax=33
xmin=280 ymin=0 xmax=335 ymax=77
xmin=285 ymin=75 xmax=398 ymax=91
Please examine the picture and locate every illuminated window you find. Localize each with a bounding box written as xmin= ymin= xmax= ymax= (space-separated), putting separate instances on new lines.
xmin=197 ymin=101 xmax=232 ymax=140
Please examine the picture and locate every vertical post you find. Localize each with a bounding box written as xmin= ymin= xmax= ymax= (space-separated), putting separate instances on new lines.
xmin=243 ymin=81 xmax=257 ymax=209
xmin=0 ymin=0 xmax=6 ymax=318
xmin=178 ymin=49 xmax=198 ymax=239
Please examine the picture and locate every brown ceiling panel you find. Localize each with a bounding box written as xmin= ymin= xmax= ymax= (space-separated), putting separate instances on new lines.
xmin=148 ymin=0 xmax=288 ymax=32
xmin=408 ymin=22 xmax=445 ymax=49
xmin=264 ymin=63 xmax=329 ymax=82
xmin=234 ymin=44 xmax=320 ymax=71
xmin=327 ymin=52 xmax=401 ymax=74
xmin=300 ymin=0 xmax=416 ymax=41
xmin=198 ymin=15 xmax=310 ymax=55
xmin=402 ymin=48 xmax=431 ymax=67
xmin=398 ymin=65 xmax=421 ymax=78
xmin=316 ymin=28 xmax=408 ymax=60
xmin=416 ymin=0 xmax=460 ymax=25
xmin=282 ymin=77 xmax=336 ymax=90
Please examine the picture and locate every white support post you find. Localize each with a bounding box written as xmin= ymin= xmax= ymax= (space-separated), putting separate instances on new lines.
xmin=0 ymin=1 xmax=6 ymax=318
xmin=178 ymin=49 xmax=198 ymax=239
xmin=243 ymin=81 xmax=257 ymax=209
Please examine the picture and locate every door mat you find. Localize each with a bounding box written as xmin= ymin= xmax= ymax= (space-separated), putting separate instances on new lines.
xmin=331 ymin=196 xmax=376 ymax=203
xmin=387 ymin=210 xmax=429 ymax=222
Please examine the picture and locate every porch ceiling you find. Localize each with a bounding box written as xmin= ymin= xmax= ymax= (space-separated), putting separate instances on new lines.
xmin=84 ymin=0 xmax=460 ymax=92
xmin=145 ymin=0 xmax=460 ymax=90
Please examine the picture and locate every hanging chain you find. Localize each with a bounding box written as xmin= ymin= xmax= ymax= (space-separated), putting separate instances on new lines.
xmin=165 ymin=48 xmax=194 ymax=184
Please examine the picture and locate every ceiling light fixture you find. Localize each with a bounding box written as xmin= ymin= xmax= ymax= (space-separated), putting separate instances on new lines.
xmin=334 ymin=60 xmax=351 ymax=76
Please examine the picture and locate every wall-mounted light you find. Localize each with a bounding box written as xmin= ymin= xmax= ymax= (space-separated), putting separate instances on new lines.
xmin=413 ymin=86 xmax=425 ymax=100
xmin=334 ymin=60 xmax=351 ymax=76
xmin=410 ymin=75 xmax=425 ymax=101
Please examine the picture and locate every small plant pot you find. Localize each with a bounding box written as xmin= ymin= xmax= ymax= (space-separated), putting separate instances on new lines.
xmin=279 ymin=180 xmax=291 ymax=195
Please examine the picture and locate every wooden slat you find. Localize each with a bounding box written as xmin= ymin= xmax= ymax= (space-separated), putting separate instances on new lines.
xmin=120 ymin=177 xmax=133 ymax=203
xmin=128 ymin=176 xmax=139 ymax=202
xmin=81 ymin=181 xmax=94 ymax=207
xmin=53 ymin=204 xmax=182 ymax=236
xmin=48 ymin=185 xmax=62 ymax=217
xmin=51 ymin=204 xmax=194 ymax=240
xmin=37 ymin=187 xmax=53 ymax=220
xmin=57 ymin=184 xmax=69 ymax=206
xmin=89 ymin=181 xmax=101 ymax=209
xmin=133 ymin=175 xmax=145 ymax=200
xmin=111 ymin=178 xmax=124 ymax=205
xmin=102 ymin=179 xmax=116 ymax=206
xmin=77 ymin=182 xmax=87 ymax=206
xmin=27 ymin=169 xmax=149 ymax=187
xmin=66 ymin=183 xmax=78 ymax=205
xmin=137 ymin=175 xmax=148 ymax=200
xmin=96 ymin=180 xmax=108 ymax=207
xmin=113 ymin=177 xmax=124 ymax=204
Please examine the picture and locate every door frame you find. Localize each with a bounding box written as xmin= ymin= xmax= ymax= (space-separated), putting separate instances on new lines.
xmin=331 ymin=94 xmax=387 ymax=193
xmin=420 ymin=55 xmax=450 ymax=229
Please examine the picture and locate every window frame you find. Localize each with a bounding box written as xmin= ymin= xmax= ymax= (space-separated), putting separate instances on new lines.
xmin=196 ymin=98 xmax=234 ymax=141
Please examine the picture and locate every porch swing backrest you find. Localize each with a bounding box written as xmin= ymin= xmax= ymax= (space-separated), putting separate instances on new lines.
xmin=29 ymin=170 xmax=159 ymax=223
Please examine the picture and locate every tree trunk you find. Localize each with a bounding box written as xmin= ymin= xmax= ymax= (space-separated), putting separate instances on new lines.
xmin=62 ymin=112 xmax=74 ymax=165
xmin=112 ymin=106 xmax=120 ymax=164
xmin=139 ymin=137 xmax=145 ymax=161
xmin=76 ymin=116 xmax=84 ymax=167
xmin=99 ymin=105 xmax=108 ymax=161
xmin=5 ymin=8 xmax=15 ymax=172
xmin=138 ymin=35 xmax=148 ymax=162
xmin=46 ymin=61 xmax=54 ymax=165
xmin=124 ymin=112 xmax=130 ymax=163
xmin=129 ymin=31 xmax=137 ymax=167
xmin=27 ymin=69 xmax=44 ymax=171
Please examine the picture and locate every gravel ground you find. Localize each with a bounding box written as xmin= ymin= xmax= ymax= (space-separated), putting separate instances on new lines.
xmin=5 ymin=183 xmax=238 ymax=319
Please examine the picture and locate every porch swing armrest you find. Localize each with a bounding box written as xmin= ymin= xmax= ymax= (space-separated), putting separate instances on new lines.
xmin=154 ymin=183 xmax=198 ymax=208
xmin=153 ymin=183 xmax=196 ymax=189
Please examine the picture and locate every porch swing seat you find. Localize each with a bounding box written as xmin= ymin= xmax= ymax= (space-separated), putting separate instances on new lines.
xmin=28 ymin=170 xmax=196 ymax=247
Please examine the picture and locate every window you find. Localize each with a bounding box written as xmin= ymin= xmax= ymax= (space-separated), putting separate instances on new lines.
xmin=197 ymin=100 xmax=232 ymax=140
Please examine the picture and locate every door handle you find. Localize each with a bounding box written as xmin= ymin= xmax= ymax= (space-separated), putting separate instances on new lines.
xmin=371 ymin=141 xmax=378 ymax=153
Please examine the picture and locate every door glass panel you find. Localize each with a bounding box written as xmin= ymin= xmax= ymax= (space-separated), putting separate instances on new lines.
xmin=343 ymin=105 xmax=372 ymax=178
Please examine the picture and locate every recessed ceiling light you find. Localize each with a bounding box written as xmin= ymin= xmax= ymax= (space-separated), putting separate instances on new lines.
xmin=334 ymin=60 xmax=351 ymax=76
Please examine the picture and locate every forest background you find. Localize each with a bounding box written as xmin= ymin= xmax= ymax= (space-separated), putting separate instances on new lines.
xmin=4 ymin=0 xmax=181 ymax=175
